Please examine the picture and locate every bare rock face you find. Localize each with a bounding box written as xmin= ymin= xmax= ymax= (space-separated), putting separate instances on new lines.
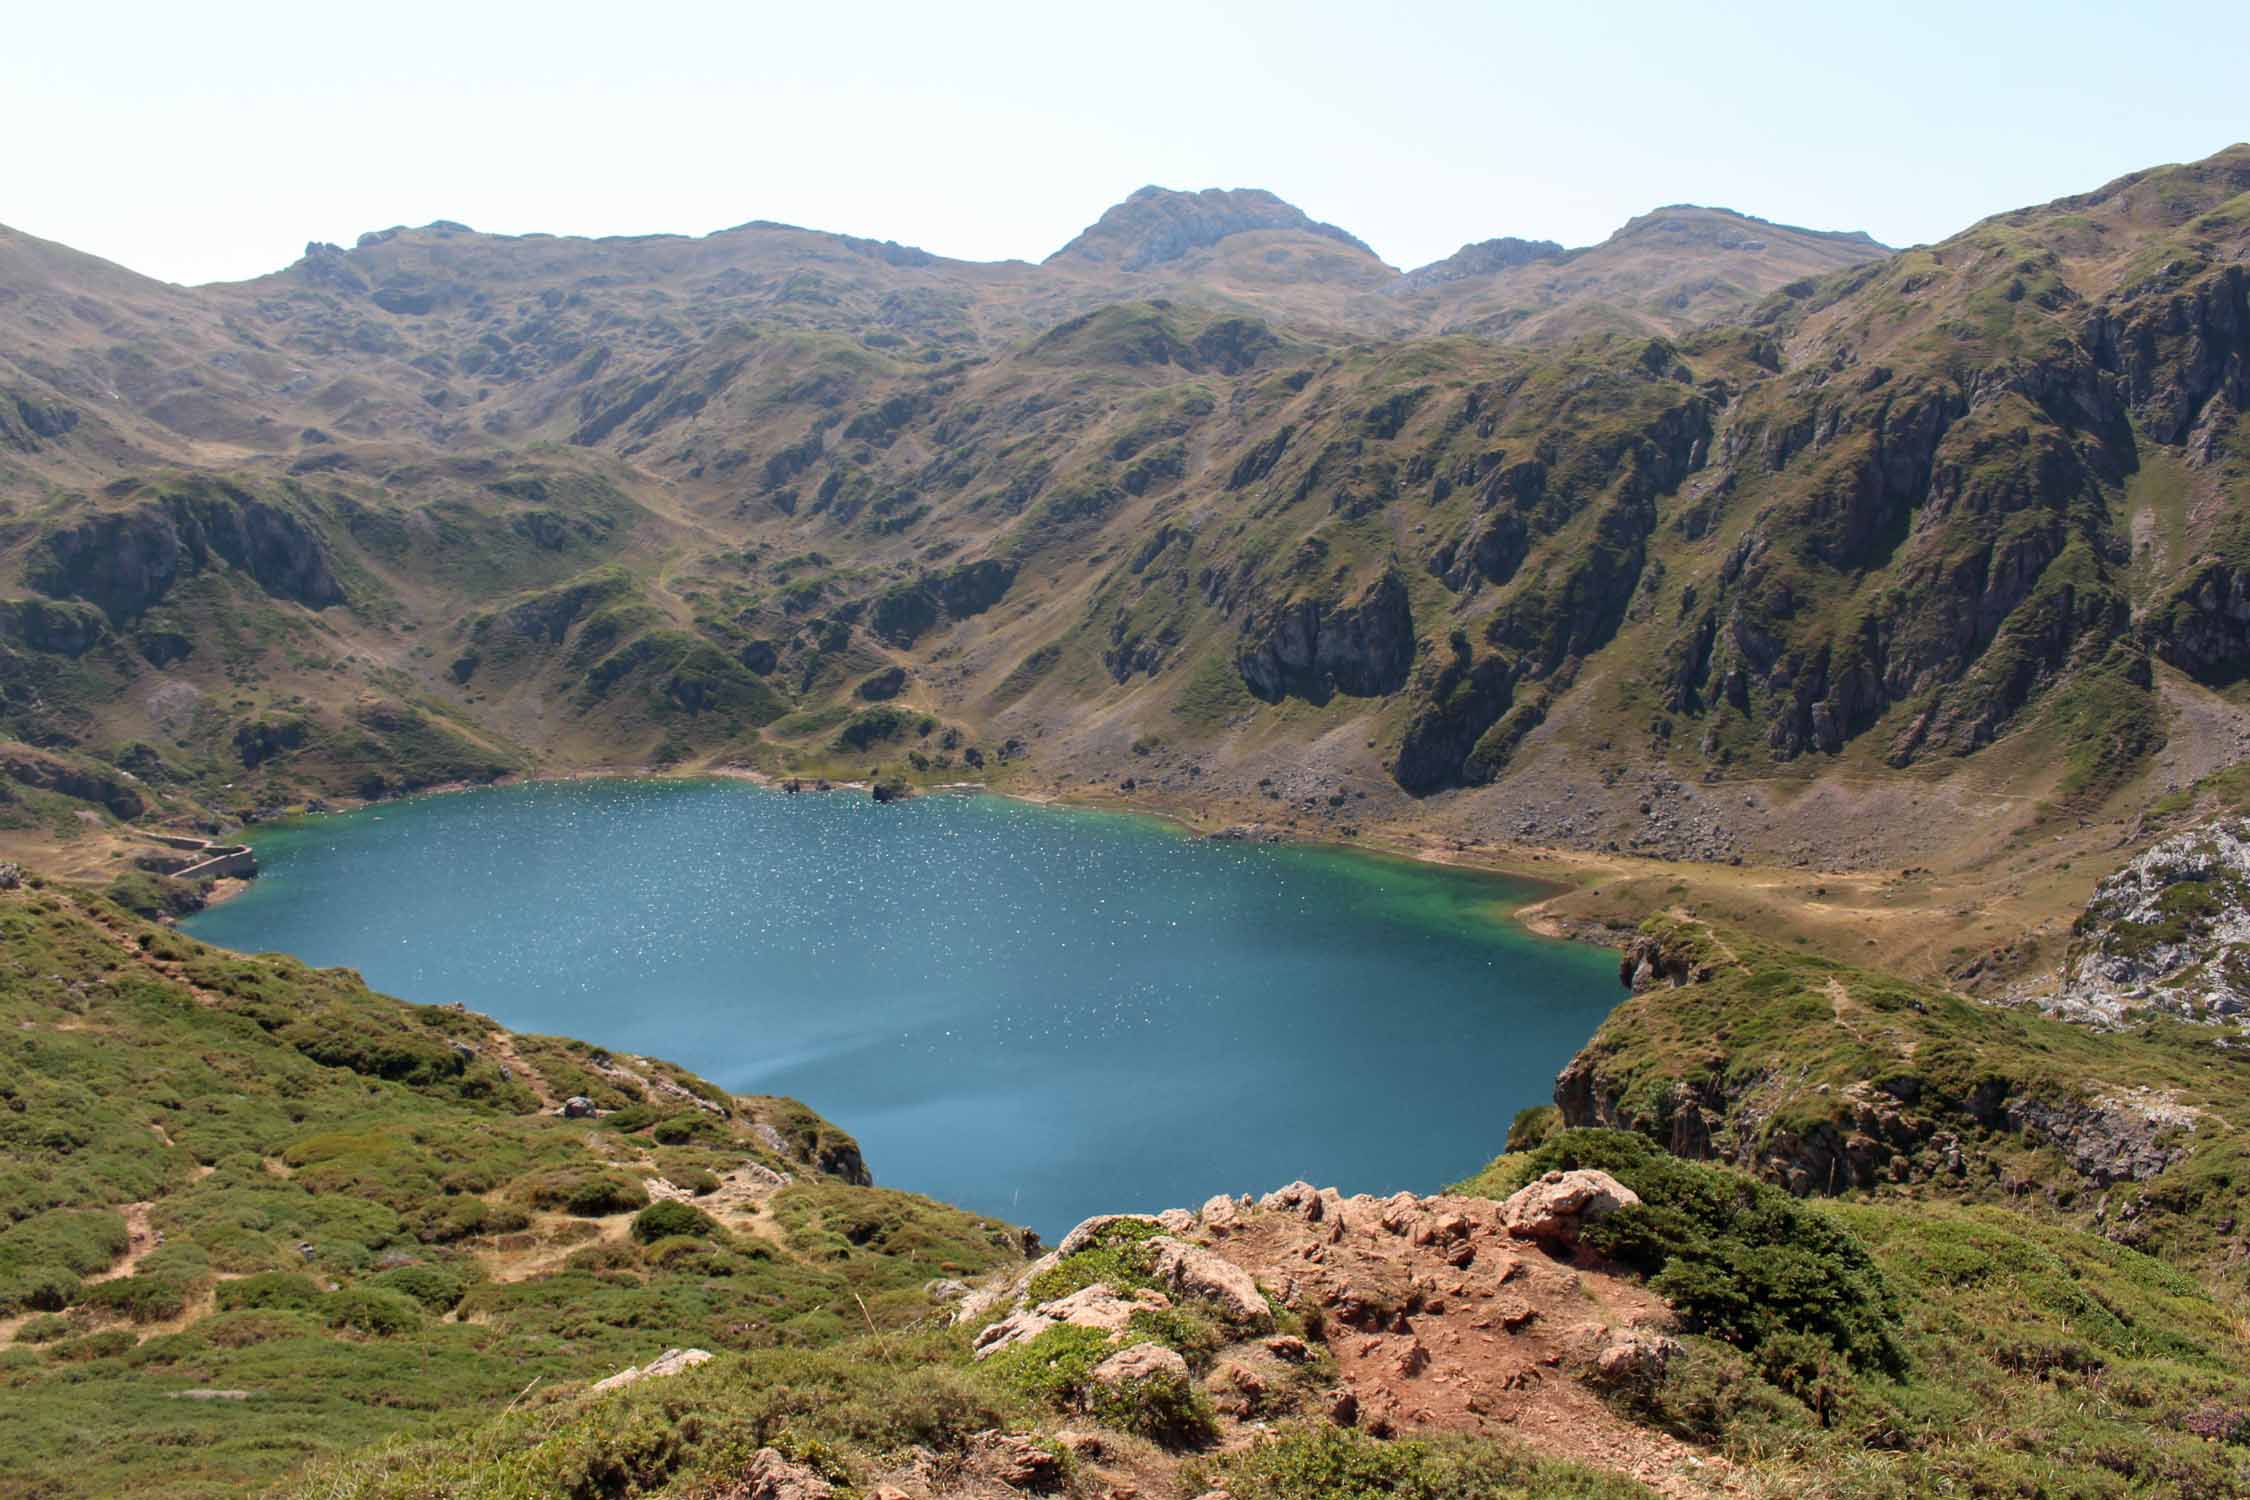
xmin=1236 ymin=569 xmax=1415 ymax=704
xmin=2057 ymin=817 xmax=2250 ymax=1025
xmin=31 ymin=483 xmax=343 ymax=622
xmin=1497 ymin=1170 xmax=1642 ymax=1249
xmin=1618 ymin=932 xmax=1719 ymax=992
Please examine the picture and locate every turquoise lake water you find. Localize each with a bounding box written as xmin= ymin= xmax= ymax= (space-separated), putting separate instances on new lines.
xmin=183 ymin=779 xmax=1621 ymax=1238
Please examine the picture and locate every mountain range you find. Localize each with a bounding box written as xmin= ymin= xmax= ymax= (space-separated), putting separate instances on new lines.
xmin=3 ymin=153 xmax=2247 ymax=924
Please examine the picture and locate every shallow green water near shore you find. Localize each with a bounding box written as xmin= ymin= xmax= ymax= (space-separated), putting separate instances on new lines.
xmin=185 ymin=779 xmax=1620 ymax=1237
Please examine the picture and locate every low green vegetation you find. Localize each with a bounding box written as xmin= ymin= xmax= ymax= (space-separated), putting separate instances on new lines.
xmin=1192 ymin=1425 xmax=1654 ymax=1500
xmin=0 ymin=882 xmax=1022 ymax=1500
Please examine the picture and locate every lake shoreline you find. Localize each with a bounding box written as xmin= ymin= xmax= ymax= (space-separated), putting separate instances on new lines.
xmin=212 ymin=763 xmax=1607 ymax=948
xmin=183 ymin=776 xmax=1623 ymax=1237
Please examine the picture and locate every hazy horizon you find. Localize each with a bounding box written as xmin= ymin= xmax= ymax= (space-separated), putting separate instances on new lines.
xmin=6 ymin=0 xmax=2245 ymax=287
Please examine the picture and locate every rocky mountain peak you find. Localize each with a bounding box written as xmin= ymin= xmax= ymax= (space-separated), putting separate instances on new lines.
xmin=1609 ymin=203 xmax=1884 ymax=252
xmin=1397 ymin=235 xmax=1567 ymax=291
xmin=1047 ymin=185 xmax=1378 ymax=270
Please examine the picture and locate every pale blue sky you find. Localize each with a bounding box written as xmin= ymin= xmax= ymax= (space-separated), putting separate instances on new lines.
xmin=5 ymin=0 xmax=2242 ymax=285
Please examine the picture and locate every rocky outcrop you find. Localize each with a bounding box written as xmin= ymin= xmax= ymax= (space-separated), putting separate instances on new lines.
xmin=30 ymin=483 xmax=344 ymax=621
xmin=2004 ymin=1091 xmax=2197 ymax=1185
xmin=2056 ymin=817 xmax=2250 ymax=1024
xmin=2088 ymin=259 xmax=2250 ymax=446
xmin=737 ymin=1448 xmax=834 ymax=1500
xmin=1393 ymin=646 xmax=1517 ymax=794
xmin=1618 ymin=932 xmax=1719 ymax=991
xmin=0 ymin=599 xmax=109 ymax=657
xmin=973 ymin=1282 xmax=1176 ymax=1359
xmin=854 ymin=665 xmax=907 ymax=701
xmin=0 ymin=748 xmax=145 ymax=819
xmin=869 ymin=559 xmax=1017 ymax=647
xmin=1561 ymin=920 xmax=2200 ymax=1197
xmin=1236 ymin=569 xmax=1414 ymax=703
xmin=2144 ymin=548 xmax=2250 ymax=686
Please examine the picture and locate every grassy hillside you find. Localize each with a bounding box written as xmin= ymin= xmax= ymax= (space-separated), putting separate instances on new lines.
xmin=0 ymin=876 xmax=1022 ymax=1500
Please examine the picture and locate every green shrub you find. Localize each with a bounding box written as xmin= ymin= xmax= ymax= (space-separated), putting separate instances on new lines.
xmin=80 ymin=1273 xmax=191 ymax=1323
xmin=1124 ymin=1303 xmax=1229 ymax=1371
xmin=564 ymin=1241 xmax=643 ymax=1274
xmin=650 ymin=1113 xmax=727 ymax=1146
xmin=104 ymin=871 xmax=209 ymax=920
xmin=12 ymin=1313 xmax=70 ymax=1344
xmin=407 ymin=1193 xmax=530 ymax=1242
xmin=522 ymin=1170 xmax=652 ymax=1218
xmin=1 ymin=1266 xmax=81 ymax=1315
xmin=1458 ymin=1130 xmax=1902 ymax=1374
xmin=1089 ymin=1361 xmax=1219 ymax=1449
xmin=641 ymin=1236 xmax=739 ymax=1276
xmin=46 ymin=1328 xmax=137 ymax=1363
xmin=1505 ymin=1105 xmax=1559 ymax=1151
xmin=0 ymin=1209 xmax=131 ymax=1311
xmin=981 ymin=1323 xmax=1112 ymax=1409
xmin=1198 ymin=1424 xmax=1654 ymax=1499
xmin=216 ymin=1272 xmax=322 ymax=1313
xmin=668 ymin=1167 xmax=721 ymax=1196
xmin=1025 ymin=1218 xmax=1164 ymax=1304
xmin=367 ymin=1263 xmax=469 ymax=1312
xmin=632 ymin=1200 xmax=720 ymax=1244
xmin=322 ymin=1287 xmax=423 ymax=1335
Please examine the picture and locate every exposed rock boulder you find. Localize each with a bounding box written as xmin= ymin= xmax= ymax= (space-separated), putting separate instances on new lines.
xmin=1588 ymin=1333 xmax=1683 ymax=1389
xmin=1091 ymin=1340 xmax=1189 ymax=1388
xmin=1497 ymin=1170 xmax=1641 ymax=1249
xmin=589 ymin=1346 xmax=712 ymax=1392
xmin=1147 ymin=1235 xmax=1272 ymax=1328
xmin=2057 ymin=817 xmax=2250 ymax=1024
